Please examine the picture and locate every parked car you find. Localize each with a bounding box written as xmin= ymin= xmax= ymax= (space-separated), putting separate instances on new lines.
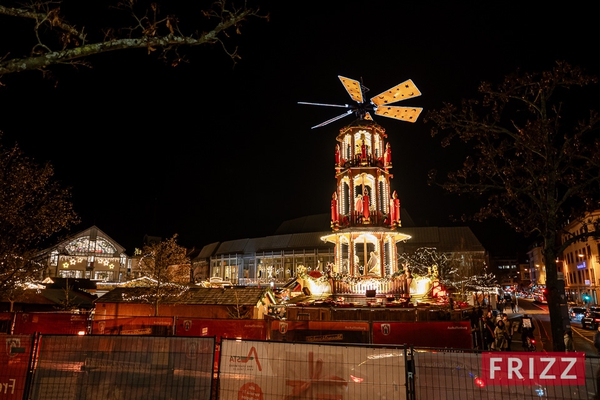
xmin=569 ymin=307 xmax=587 ymax=322
xmin=581 ymin=311 xmax=600 ymax=329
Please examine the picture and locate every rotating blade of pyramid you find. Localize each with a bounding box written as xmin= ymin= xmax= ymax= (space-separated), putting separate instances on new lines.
xmin=370 ymin=79 xmax=422 ymax=106
xmin=311 ymin=110 xmax=354 ymax=129
xmin=298 ymin=101 xmax=350 ymax=108
xmin=338 ymin=76 xmax=364 ymax=103
xmin=374 ymin=106 xmax=423 ymax=123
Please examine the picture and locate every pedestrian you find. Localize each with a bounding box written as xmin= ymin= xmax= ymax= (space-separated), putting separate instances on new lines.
xmin=494 ymin=320 xmax=507 ymax=351
xmin=497 ymin=298 xmax=504 ymax=314
xmin=502 ymin=314 xmax=514 ymax=351
xmin=510 ymin=298 xmax=516 ymax=313
xmin=594 ymin=326 xmax=600 ymax=355
xmin=594 ymin=326 xmax=600 ymax=400
xmin=520 ymin=314 xmax=535 ymax=350
xmin=564 ymin=329 xmax=575 ymax=352
xmin=482 ymin=316 xmax=495 ymax=351
xmin=469 ymin=308 xmax=479 ymax=328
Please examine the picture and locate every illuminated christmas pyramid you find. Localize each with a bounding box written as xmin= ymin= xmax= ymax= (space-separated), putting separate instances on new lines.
xmin=301 ymin=76 xmax=423 ymax=294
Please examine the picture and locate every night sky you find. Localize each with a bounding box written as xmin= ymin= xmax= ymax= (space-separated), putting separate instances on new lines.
xmin=1 ymin=1 xmax=599 ymax=256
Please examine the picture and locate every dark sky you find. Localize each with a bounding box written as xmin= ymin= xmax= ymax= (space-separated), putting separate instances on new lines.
xmin=1 ymin=1 xmax=599 ymax=256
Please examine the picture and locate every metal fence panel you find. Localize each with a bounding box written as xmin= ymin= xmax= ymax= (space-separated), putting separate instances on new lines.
xmin=0 ymin=335 xmax=34 ymax=400
xmin=414 ymin=349 xmax=597 ymax=400
xmin=29 ymin=335 xmax=214 ymax=400
xmin=218 ymin=339 xmax=407 ymax=400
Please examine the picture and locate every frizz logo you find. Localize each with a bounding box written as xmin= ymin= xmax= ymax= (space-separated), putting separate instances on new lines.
xmin=481 ymin=352 xmax=585 ymax=385
xmin=230 ymin=346 xmax=262 ymax=371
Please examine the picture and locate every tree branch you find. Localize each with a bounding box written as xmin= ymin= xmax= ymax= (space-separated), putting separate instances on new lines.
xmin=0 ymin=1 xmax=264 ymax=76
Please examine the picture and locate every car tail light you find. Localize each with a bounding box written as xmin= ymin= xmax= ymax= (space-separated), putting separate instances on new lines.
xmin=350 ymin=375 xmax=364 ymax=383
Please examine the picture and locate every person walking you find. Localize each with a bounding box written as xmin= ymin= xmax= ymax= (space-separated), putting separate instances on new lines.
xmin=502 ymin=314 xmax=515 ymax=351
xmin=494 ymin=320 xmax=507 ymax=351
xmin=520 ymin=314 xmax=535 ymax=350
xmin=564 ymin=329 xmax=575 ymax=352
xmin=482 ymin=315 xmax=495 ymax=351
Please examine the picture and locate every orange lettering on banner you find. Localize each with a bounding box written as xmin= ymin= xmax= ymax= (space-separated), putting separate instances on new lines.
xmin=238 ymin=382 xmax=263 ymax=400
xmin=284 ymin=351 xmax=347 ymax=399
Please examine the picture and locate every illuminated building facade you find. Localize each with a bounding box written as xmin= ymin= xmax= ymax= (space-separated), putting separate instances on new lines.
xmin=37 ymin=226 xmax=130 ymax=282
xmin=561 ymin=209 xmax=600 ymax=304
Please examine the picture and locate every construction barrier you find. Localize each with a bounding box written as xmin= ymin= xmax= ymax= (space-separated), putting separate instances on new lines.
xmin=28 ymin=335 xmax=215 ymax=400
xmin=1 ymin=335 xmax=600 ymax=399
xmin=0 ymin=335 xmax=34 ymax=400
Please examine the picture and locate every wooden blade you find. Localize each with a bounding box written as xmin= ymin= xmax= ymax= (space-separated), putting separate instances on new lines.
xmin=338 ymin=76 xmax=363 ymax=103
xmin=370 ymin=79 xmax=421 ymax=106
xmin=364 ymin=112 xmax=373 ymax=121
xmin=374 ymin=106 xmax=423 ymax=123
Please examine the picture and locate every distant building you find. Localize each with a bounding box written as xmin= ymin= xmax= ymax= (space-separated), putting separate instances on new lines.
xmin=526 ymin=246 xmax=547 ymax=286
xmin=37 ymin=226 xmax=130 ymax=282
xmin=489 ymin=255 xmax=519 ymax=287
xmin=561 ymin=210 xmax=600 ymax=304
xmin=193 ymin=213 xmax=488 ymax=287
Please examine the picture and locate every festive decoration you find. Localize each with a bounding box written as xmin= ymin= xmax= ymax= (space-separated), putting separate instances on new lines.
xmin=320 ymin=121 xmax=411 ymax=284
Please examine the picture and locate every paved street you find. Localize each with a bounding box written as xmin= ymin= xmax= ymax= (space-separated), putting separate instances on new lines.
xmin=511 ymin=297 xmax=598 ymax=355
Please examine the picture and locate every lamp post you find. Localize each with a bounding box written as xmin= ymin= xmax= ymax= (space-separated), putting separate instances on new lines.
xmin=578 ymin=253 xmax=586 ymax=303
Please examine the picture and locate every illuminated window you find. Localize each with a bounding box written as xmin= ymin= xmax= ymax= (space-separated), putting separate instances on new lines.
xmin=65 ymin=236 xmax=117 ymax=255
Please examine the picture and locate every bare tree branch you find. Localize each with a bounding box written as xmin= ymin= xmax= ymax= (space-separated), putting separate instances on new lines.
xmin=426 ymin=61 xmax=600 ymax=351
xmin=0 ymin=1 xmax=266 ymax=76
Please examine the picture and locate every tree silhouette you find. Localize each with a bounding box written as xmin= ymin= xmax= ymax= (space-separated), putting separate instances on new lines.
xmin=136 ymin=234 xmax=190 ymax=315
xmin=0 ymin=0 xmax=266 ymax=77
xmin=427 ymin=62 xmax=600 ymax=350
xmin=0 ymin=137 xmax=78 ymax=297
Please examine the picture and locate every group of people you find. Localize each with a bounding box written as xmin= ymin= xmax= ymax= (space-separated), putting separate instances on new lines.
xmin=471 ymin=308 xmax=543 ymax=351
xmin=496 ymin=295 xmax=517 ymax=314
xmin=473 ymin=307 xmax=578 ymax=352
xmin=479 ymin=311 xmax=519 ymax=351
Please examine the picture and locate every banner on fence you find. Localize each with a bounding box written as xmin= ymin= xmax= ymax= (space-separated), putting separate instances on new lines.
xmin=175 ymin=318 xmax=267 ymax=340
xmin=91 ymin=316 xmax=173 ymax=335
xmin=481 ymin=352 xmax=586 ymax=386
xmin=13 ymin=313 xmax=88 ymax=335
xmin=218 ymin=339 xmax=407 ymax=400
xmin=269 ymin=320 xmax=370 ymax=343
xmin=0 ymin=335 xmax=33 ymax=400
xmin=373 ymin=321 xmax=472 ymax=348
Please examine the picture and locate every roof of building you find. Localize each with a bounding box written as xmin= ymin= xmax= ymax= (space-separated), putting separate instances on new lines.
xmin=37 ymin=225 xmax=126 ymax=256
xmin=193 ymin=214 xmax=486 ymax=258
xmin=95 ymin=286 xmax=273 ymax=306
xmin=42 ymin=277 xmax=98 ymax=290
xmin=0 ymin=288 xmax=96 ymax=309
xmin=40 ymin=288 xmax=97 ymax=308
xmin=197 ymin=242 xmax=220 ymax=258
xmin=396 ymin=226 xmax=485 ymax=252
